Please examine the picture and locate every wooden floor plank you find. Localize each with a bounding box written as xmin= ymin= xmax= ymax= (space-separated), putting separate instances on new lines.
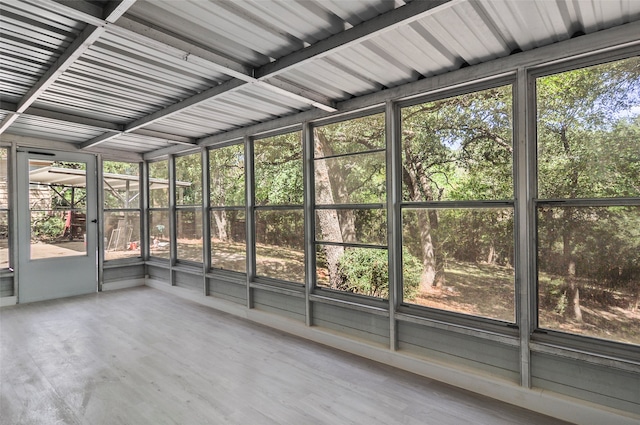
xmin=0 ymin=287 xmax=573 ymax=425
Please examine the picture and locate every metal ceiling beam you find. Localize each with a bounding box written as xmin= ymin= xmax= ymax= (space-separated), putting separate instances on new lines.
xmin=0 ymin=101 xmax=123 ymax=132
xmin=109 ymin=16 xmax=338 ymax=112
xmin=46 ymin=1 xmax=336 ymax=112
xmin=190 ymin=19 xmax=640 ymax=153
xmin=0 ymin=101 xmax=193 ymax=149
xmin=124 ymin=79 xmax=247 ymax=132
xmin=40 ymin=0 xmax=455 ymax=151
xmin=124 ymin=0 xmax=455 ymax=142
xmin=0 ymin=133 xmax=143 ymax=161
xmin=255 ymin=0 xmax=456 ymax=79
xmin=0 ymin=0 xmax=137 ymax=135
xmin=79 ymin=132 xmax=125 ymax=149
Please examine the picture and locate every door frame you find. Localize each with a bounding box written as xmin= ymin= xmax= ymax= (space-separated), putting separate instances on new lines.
xmin=17 ymin=149 xmax=98 ymax=303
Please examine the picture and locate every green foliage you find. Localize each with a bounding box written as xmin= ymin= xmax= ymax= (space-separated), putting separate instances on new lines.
xmin=32 ymin=215 xmax=65 ymax=241
xmin=336 ymin=248 xmax=421 ymax=299
xmin=210 ymin=144 xmax=245 ymax=206
xmin=254 ymin=132 xmax=303 ymax=205
xmin=402 ymin=84 xmax=514 ymax=202
xmin=541 ymin=278 xmax=568 ymax=315
xmin=149 ymin=160 xmax=169 ymax=208
xmin=175 ymin=153 xmax=202 ymax=205
xmin=315 ymin=113 xmax=386 ymax=205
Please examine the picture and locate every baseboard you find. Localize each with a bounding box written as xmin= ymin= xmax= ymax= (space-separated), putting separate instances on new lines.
xmin=0 ymin=296 xmax=17 ymax=307
xmin=145 ymin=279 xmax=640 ymax=425
xmin=102 ymin=278 xmax=145 ymax=291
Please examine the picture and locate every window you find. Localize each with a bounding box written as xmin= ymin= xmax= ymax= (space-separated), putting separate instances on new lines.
xmin=400 ymin=85 xmax=515 ymax=322
xmin=210 ymin=143 xmax=246 ymax=273
xmin=313 ymin=113 xmax=388 ymax=298
xmin=536 ymin=56 xmax=640 ymax=345
xmin=0 ymin=148 xmax=8 ymax=269
xmin=253 ymin=131 xmax=304 ymax=283
xmin=103 ymin=161 xmax=141 ymax=261
xmin=175 ymin=152 xmax=203 ymax=264
xmin=148 ymin=160 xmax=170 ymax=260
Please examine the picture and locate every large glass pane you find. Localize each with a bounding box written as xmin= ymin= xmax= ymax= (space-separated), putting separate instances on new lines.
xmin=255 ymin=209 xmax=304 ymax=283
xmin=314 ymin=151 xmax=386 ymax=204
xmin=314 ymin=113 xmax=385 ymax=156
xmin=211 ymin=210 xmax=246 ymax=272
xmin=315 ymin=209 xmax=386 ymax=246
xmin=537 ymin=206 xmax=640 ymax=345
xmin=254 ymin=132 xmax=303 ymax=206
xmin=0 ymin=148 xmax=8 ymax=268
xmin=149 ymin=161 xmax=169 ymax=208
xmin=537 ymin=57 xmax=640 ymax=199
xmin=104 ymin=211 xmax=140 ymax=261
xmin=316 ymin=246 xmax=388 ymax=299
xmin=29 ymin=160 xmax=87 ymax=260
xmin=402 ymin=208 xmax=515 ymax=322
xmin=210 ymin=144 xmax=245 ymax=207
xmin=401 ymin=85 xmax=513 ymax=202
xmin=149 ymin=210 xmax=170 ymax=259
xmin=0 ymin=147 xmax=7 ymax=209
xmin=103 ymin=161 xmax=139 ymax=209
xmin=176 ymin=153 xmax=202 ymax=206
xmin=0 ymin=211 xmax=8 ymax=268
xmin=177 ymin=209 xmax=202 ymax=263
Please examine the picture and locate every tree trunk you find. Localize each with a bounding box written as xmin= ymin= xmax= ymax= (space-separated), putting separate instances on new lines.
xmin=563 ymin=221 xmax=582 ymax=322
xmin=560 ymin=129 xmax=582 ymax=321
xmin=212 ymin=210 xmax=228 ymax=241
xmin=403 ymin=142 xmax=439 ymax=290
xmin=314 ymin=129 xmax=346 ymax=289
xmin=487 ymin=245 xmax=495 ymax=265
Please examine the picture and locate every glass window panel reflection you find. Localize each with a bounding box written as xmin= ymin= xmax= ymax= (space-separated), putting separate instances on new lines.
xmin=210 ymin=145 xmax=245 ymax=207
xmin=316 ymin=245 xmax=388 ymax=299
xmin=211 ymin=210 xmax=246 ymax=273
xmin=315 ymin=209 xmax=386 ymax=246
xmin=537 ymin=205 xmax=640 ymax=345
xmin=255 ymin=209 xmax=304 ymax=283
xmin=314 ymin=151 xmax=386 ymax=205
xmin=149 ymin=210 xmax=170 ymax=259
xmin=177 ymin=209 xmax=203 ymax=263
xmin=402 ymin=208 xmax=515 ymax=322
xmin=104 ymin=211 xmax=141 ymax=261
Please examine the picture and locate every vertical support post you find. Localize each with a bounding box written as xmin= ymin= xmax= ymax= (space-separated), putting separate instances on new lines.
xmin=9 ymin=142 xmax=19 ymax=298
xmin=169 ymin=155 xmax=177 ymax=285
xmin=202 ymin=148 xmax=211 ymax=295
xmin=97 ymin=154 xmax=104 ymax=292
xmin=303 ymin=121 xmax=315 ymax=327
xmin=515 ymin=67 xmax=534 ymax=388
xmin=141 ymin=160 xmax=149 ymax=261
xmin=387 ymin=100 xmax=402 ymax=351
xmin=245 ymin=136 xmax=255 ymax=309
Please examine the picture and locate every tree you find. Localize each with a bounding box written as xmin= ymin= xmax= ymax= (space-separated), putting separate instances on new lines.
xmin=401 ymin=86 xmax=513 ymax=291
xmin=537 ymin=57 xmax=640 ymax=321
xmin=314 ymin=114 xmax=386 ymax=291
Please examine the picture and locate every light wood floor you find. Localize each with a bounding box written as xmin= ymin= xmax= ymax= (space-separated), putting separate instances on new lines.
xmin=0 ymin=287 xmax=572 ymax=425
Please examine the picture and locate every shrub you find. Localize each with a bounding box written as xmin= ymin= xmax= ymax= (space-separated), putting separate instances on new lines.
xmin=336 ymin=248 xmax=422 ymax=299
xmin=32 ymin=215 xmax=65 ymax=241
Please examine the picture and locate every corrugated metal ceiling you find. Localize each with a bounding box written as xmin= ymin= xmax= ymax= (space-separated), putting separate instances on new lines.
xmin=0 ymin=0 xmax=639 ymax=157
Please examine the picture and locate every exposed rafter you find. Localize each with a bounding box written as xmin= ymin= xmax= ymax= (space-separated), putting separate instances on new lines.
xmin=40 ymin=0 xmax=453 ymax=151
xmin=0 ymin=0 xmax=137 ymax=136
xmin=144 ymin=18 xmax=640 ymax=161
xmin=0 ymin=101 xmax=195 ymax=149
xmin=254 ymin=0 xmax=456 ymax=79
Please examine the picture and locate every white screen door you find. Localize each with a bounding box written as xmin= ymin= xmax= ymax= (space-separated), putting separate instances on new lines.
xmin=17 ymin=150 xmax=98 ymax=303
